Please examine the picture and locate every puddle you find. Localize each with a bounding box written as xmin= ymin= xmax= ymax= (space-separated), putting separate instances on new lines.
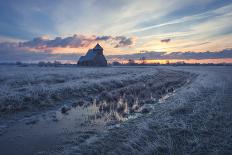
xmin=0 ymin=91 xmax=176 ymax=155
xmin=0 ymin=104 xmax=105 ymax=155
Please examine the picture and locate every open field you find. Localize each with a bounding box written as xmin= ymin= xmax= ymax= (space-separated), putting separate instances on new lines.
xmin=0 ymin=66 xmax=191 ymax=113
xmin=0 ymin=65 xmax=231 ymax=155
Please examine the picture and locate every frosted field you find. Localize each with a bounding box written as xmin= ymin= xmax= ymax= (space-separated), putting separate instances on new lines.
xmin=0 ymin=65 xmax=232 ymax=155
xmin=0 ymin=65 xmax=191 ymax=113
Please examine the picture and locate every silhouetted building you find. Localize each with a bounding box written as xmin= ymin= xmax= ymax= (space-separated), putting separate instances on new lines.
xmin=78 ymin=43 xmax=107 ymax=66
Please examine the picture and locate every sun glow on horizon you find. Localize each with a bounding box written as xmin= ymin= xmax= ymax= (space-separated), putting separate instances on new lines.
xmin=109 ymin=58 xmax=232 ymax=64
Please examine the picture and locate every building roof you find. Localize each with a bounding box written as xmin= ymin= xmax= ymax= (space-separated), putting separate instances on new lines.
xmin=94 ymin=43 xmax=103 ymax=50
xmin=78 ymin=49 xmax=98 ymax=62
xmin=78 ymin=44 xmax=107 ymax=66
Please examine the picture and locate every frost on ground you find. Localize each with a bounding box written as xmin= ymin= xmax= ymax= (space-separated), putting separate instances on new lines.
xmin=0 ymin=65 xmax=193 ymax=155
xmin=0 ymin=66 xmax=191 ymax=114
xmin=58 ymin=66 xmax=232 ymax=155
xmin=0 ymin=66 xmax=231 ymax=155
xmin=0 ymin=66 xmax=158 ymax=112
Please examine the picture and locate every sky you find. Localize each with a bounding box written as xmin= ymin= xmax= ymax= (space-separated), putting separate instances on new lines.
xmin=0 ymin=0 xmax=232 ymax=63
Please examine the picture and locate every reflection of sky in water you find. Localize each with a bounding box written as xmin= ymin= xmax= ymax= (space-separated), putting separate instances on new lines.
xmin=0 ymin=76 xmax=179 ymax=155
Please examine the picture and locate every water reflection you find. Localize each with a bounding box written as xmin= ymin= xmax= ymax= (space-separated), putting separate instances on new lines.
xmin=0 ymin=87 xmax=176 ymax=155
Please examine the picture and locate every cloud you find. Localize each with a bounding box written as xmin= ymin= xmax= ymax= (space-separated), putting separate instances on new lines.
xmin=128 ymin=3 xmax=232 ymax=34
xmin=0 ymin=42 xmax=81 ymax=62
xmin=96 ymin=36 xmax=112 ymax=41
xmin=107 ymin=49 xmax=232 ymax=60
xmin=0 ymin=34 xmax=135 ymax=62
xmin=95 ymin=35 xmax=134 ymax=48
xmin=161 ymin=38 xmax=171 ymax=43
xmin=114 ymin=36 xmax=134 ymax=48
xmin=1 ymin=40 xmax=232 ymax=63
xmin=1 ymin=0 xmax=232 ymax=54
xmin=20 ymin=35 xmax=92 ymax=49
xmin=20 ymin=34 xmax=135 ymax=49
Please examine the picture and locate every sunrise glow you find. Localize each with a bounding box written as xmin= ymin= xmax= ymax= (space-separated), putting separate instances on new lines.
xmin=0 ymin=0 xmax=231 ymax=63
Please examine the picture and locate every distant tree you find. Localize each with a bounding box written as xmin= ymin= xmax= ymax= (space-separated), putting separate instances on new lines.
xmin=140 ymin=57 xmax=146 ymax=64
xmin=128 ymin=59 xmax=135 ymax=65
xmin=16 ymin=61 xmax=28 ymax=67
xmin=47 ymin=62 xmax=52 ymax=66
xmin=112 ymin=61 xmax=121 ymax=66
xmin=38 ymin=61 xmax=46 ymax=67
xmin=54 ymin=61 xmax=61 ymax=64
xmin=16 ymin=61 xmax=22 ymax=65
xmin=54 ymin=61 xmax=62 ymax=67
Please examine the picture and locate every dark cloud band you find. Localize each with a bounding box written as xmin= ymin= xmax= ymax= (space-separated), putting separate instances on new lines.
xmin=107 ymin=49 xmax=232 ymax=60
xmin=0 ymin=40 xmax=231 ymax=62
xmin=20 ymin=35 xmax=134 ymax=49
xmin=161 ymin=39 xmax=171 ymax=43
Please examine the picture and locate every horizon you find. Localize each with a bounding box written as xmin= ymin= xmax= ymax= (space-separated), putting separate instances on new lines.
xmin=0 ymin=0 xmax=232 ymax=64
